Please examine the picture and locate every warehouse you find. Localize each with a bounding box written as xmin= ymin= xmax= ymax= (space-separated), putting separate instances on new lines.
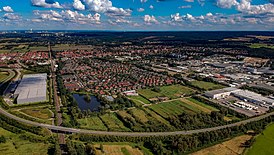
xmin=232 ymin=90 xmax=274 ymax=106
xmin=14 ymin=73 xmax=47 ymax=104
xmin=204 ymin=87 xmax=240 ymax=99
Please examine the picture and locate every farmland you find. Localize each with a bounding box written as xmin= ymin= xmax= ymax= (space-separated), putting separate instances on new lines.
xmin=249 ymin=43 xmax=274 ymax=49
xmin=127 ymin=95 xmax=150 ymax=104
xmin=0 ymin=127 xmax=50 ymax=155
xmin=78 ymin=117 xmax=108 ymax=131
xmin=93 ymin=142 xmax=152 ymax=155
xmin=247 ymin=123 xmax=274 ymax=155
xmin=100 ymin=113 xmax=131 ymax=132
xmin=192 ymin=135 xmax=253 ymax=155
xmin=138 ymin=84 xmax=195 ymax=100
xmin=190 ymin=80 xmax=225 ymax=90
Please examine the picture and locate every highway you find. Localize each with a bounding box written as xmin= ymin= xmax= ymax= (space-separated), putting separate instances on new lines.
xmin=0 ymin=107 xmax=273 ymax=137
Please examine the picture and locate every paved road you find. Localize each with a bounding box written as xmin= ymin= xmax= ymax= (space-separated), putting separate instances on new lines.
xmin=0 ymin=107 xmax=273 ymax=137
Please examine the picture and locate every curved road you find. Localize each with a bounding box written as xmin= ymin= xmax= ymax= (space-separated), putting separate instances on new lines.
xmin=0 ymin=107 xmax=274 ymax=137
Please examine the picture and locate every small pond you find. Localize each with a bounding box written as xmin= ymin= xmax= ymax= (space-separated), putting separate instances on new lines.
xmin=73 ymin=94 xmax=102 ymax=111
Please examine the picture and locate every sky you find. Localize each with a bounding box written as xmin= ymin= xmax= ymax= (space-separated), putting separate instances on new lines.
xmin=0 ymin=0 xmax=273 ymax=31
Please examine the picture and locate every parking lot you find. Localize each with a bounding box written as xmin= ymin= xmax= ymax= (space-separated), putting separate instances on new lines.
xmin=219 ymin=96 xmax=269 ymax=117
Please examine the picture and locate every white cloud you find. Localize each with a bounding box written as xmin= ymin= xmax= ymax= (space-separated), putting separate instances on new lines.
xmin=184 ymin=0 xmax=194 ymax=2
xmin=31 ymin=0 xmax=63 ymax=9
xmin=3 ymin=6 xmax=14 ymax=12
xmin=137 ymin=8 xmax=145 ymax=12
xmin=3 ymin=13 xmax=20 ymax=20
xmin=144 ymin=15 xmax=158 ymax=23
xmin=178 ymin=5 xmax=192 ymax=9
xmin=171 ymin=13 xmax=182 ymax=21
xmin=216 ymin=0 xmax=274 ymax=15
xmin=73 ymin=0 xmax=85 ymax=10
xmin=141 ymin=0 xmax=148 ymax=3
xmin=83 ymin=0 xmax=131 ymax=17
xmin=149 ymin=5 xmax=154 ymax=9
xmin=33 ymin=10 xmax=100 ymax=24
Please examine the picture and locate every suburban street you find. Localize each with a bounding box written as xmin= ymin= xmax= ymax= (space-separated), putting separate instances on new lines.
xmin=0 ymin=106 xmax=273 ymax=137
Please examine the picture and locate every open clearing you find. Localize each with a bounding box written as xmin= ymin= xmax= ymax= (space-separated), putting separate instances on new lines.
xmin=20 ymin=107 xmax=52 ymax=120
xmin=100 ymin=113 xmax=131 ymax=132
xmin=247 ymin=123 xmax=274 ymax=155
xmin=78 ymin=116 xmax=108 ymax=131
xmin=0 ymin=72 xmax=9 ymax=82
xmin=127 ymin=95 xmax=150 ymax=104
xmin=0 ymin=127 xmax=49 ymax=155
xmin=192 ymin=135 xmax=252 ymax=155
xmin=249 ymin=43 xmax=274 ymax=49
xmin=191 ymin=81 xmax=225 ymax=90
xmin=186 ymin=98 xmax=219 ymax=112
xmin=149 ymin=100 xmax=198 ymax=118
xmin=138 ymin=84 xmax=195 ymax=99
xmin=94 ymin=143 xmax=145 ymax=155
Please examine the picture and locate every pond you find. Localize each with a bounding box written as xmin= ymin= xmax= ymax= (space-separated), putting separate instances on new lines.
xmin=73 ymin=94 xmax=102 ymax=111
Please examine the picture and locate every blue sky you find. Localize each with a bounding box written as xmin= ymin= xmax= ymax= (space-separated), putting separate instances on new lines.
xmin=0 ymin=0 xmax=273 ymax=30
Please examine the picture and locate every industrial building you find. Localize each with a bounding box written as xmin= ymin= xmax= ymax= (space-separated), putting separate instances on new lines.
xmin=14 ymin=73 xmax=48 ymax=104
xmin=232 ymin=90 xmax=274 ymax=106
xmin=204 ymin=87 xmax=240 ymax=99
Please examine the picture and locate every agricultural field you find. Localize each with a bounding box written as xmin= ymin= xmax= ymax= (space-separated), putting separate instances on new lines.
xmin=247 ymin=123 xmax=274 ymax=155
xmin=100 ymin=113 xmax=131 ymax=132
xmin=78 ymin=116 xmax=108 ymax=131
xmin=0 ymin=127 xmax=50 ymax=155
xmin=20 ymin=107 xmax=52 ymax=120
xmin=249 ymin=43 xmax=274 ymax=49
xmin=192 ymin=135 xmax=253 ymax=155
xmin=186 ymin=98 xmax=219 ymax=112
xmin=94 ymin=143 xmax=152 ymax=155
xmin=148 ymin=100 xmax=198 ymax=119
xmin=190 ymin=80 xmax=225 ymax=90
xmin=127 ymin=95 xmax=151 ymax=105
xmin=138 ymin=84 xmax=195 ymax=100
xmin=0 ymin=71 xmax=9 ymax=82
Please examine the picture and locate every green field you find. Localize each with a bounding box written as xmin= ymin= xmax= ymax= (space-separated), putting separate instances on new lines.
xmin=191 ymin=81 xmax=225 ymax=90
xmin=138 ymin=84 xmax=195 ymax=99
xmin=127 ymin=95 xmax=151 ymax=104
xmin=78 ymin=116 xmax=108 ymax=131
xmin=249 ymin=43 xmax=274 ymax=49
xmin=247 ymin=123 xmax=274 ymax=155
xmin=0 ymin=128 xmax=49 ymax=155
xmin=149 ymin=100 xmax=198 ymax=118
xmin=0 ymin=72 xmax=9 ymax=82
xmin=20 ymin=107 xmax=52 ymax=120
xmin=187 ymin=98 xmax=219 ymax=112
xmin=100 ymin=113 xmax=131 ymax=131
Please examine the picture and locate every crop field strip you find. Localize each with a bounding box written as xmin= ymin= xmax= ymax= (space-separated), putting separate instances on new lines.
xmin=78 ymin=117 xmax=108 ymax=131
xmin=190 ymin=80 xmax=225 ymax=90
xmin=99 ymin=113 xmax=131 ymax=132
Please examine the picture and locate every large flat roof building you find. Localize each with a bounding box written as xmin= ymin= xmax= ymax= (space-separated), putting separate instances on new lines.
xmin=14 ymin=73 xmax=47 ymax=104
xmin=204 ymin=87 xmax=240 ymax=100
xmin=232 ymin=90 xmax=274 ymax=106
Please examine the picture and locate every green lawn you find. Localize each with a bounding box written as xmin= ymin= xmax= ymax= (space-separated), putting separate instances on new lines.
xmin=0 ymin=128 xmax=49 ymax=155
xmin=0 ymin=72 xmax=9 ymax=82
xmin=149 ymin=100 xmax=198 ymax=118
xmin=78 ymin=117 xmax=108 ymax=131
xmin=247 ymin=123 xmax=274 ymax=155
xmin=191 ymin=81 xmax=225 ymax=90
xmin=187 ymin=98 xmax=219 ymax=112
xmin=159 ymin=85 xmax=195 ymax=99
xmin=20 ymin=108 xmax=52 ymax=120
xmin=138 ymin=84 xmax=195 ymax=99
xmin=100 ymin=113 xmax=131 ymax=132
xmin=127 ymin=95 xmax=151 ymax=104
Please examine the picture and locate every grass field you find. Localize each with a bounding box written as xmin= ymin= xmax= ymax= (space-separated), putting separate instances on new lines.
xmin=142 ymin=108 xmax=174 ymax=129
xmin=94 ymin=143 xmax=149 ymax=155
xmin=129 ymin=108 xmax=149 ymax=124
xmin=0 ymin=72 xmax=9 ymax=82
xmin=78 ymin=117 xmax=108 ymax=131
xmin=21 ymin=69 xmax=37 ymax=75
xmin=149 ymin=100 xmax=198 ymax=118
xmin=100 ymin=113 xmax=131 ymax=131
xmin=127 ymin=95 xmax=151 ymax=104
xmin=191 ymin=81 xmax=225 ymax=90
xmin=192 ymin=135 xmax=252 ymax=155
xmin=247 ymin=123 xmax=274 ymax=155
xmin=138 ymin=84 xmax=195 ymax=99
xmin=249 ymin=43 xmax=274 ymax=49
xmin=186 ymin=98 xmax=219 ymax=112
xmin=0 ymin=128 xmax=49 ymax=155
xmin=160 ymin=85 xmax=195 ymax=99
xmin=20 ymin=108 xmax=52 ymax=120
